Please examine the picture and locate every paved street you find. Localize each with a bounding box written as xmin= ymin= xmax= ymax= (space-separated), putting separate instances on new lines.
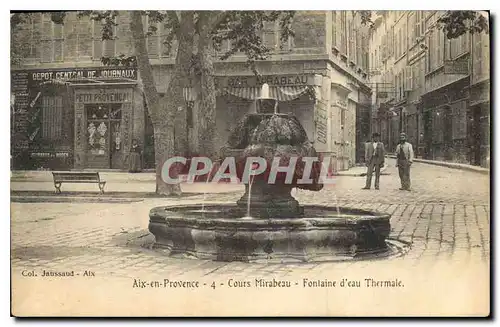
xmin=10 ymin=158 xmax=490 ymax=316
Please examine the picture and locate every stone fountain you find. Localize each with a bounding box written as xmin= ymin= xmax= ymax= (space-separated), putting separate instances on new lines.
xmin=149 ymin=84 xmax=392 ymax=263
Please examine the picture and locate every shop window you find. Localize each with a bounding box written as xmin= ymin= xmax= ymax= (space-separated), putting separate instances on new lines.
xmin=41 ymin=96 xmax=63 ymax=141
xmin=85 ymin=103 xmax=121 ymax=156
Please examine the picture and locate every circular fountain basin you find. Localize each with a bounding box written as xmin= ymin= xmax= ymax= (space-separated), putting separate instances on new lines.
xmin=149 ymin=204 xmax=392 ymax=263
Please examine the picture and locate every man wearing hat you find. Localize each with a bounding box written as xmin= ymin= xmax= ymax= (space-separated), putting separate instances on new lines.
xmin=362 ymin=132 xmax=385 ymax=190
xmin=395 ymin=133 xmax=414 ymax=191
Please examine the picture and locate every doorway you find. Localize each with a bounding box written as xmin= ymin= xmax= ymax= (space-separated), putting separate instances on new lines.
xmin=85 ymin=103 xmax=123 ymax=169
xmin=469 ymin=106 xmax=482 ymax=166
xmin=423 ymin=110 xmax=432 ymax=160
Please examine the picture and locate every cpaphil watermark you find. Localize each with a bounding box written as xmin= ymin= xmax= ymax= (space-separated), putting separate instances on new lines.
xmin=160 ymin=156 xmax=335 ymax=185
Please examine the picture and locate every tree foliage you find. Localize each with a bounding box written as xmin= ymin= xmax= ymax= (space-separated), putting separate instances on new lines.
xmin=71 ymin=11 xmax=297 ymax=75
xmin=437 ymin=11 xmax=489 ymax=39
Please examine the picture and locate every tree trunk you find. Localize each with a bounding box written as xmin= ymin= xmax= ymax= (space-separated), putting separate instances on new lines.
xmin=169 ymin=12 xmax=195 ymax=158
xmin=157 ymin=12 xmax=195 ymax=193
xmin=130 ymin=11 xmax=182 ymax=196
xmin=197 ymin=16 xmax=217 ymax=160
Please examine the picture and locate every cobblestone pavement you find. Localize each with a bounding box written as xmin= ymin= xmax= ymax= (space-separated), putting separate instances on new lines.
xmin=10 ymin=159 xmax=490 ymax=316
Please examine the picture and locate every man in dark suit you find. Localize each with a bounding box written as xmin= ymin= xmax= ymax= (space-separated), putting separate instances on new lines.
xmin=362 ymin=132 xmax=386 ymax=190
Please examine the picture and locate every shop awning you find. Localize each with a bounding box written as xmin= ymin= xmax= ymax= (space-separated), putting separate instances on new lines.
xmin=182 ymin=85 xmax=313 ymax=102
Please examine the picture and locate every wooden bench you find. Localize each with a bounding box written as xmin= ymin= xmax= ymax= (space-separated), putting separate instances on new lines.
xmin=52 ymin=172 xmax=106 ymax=194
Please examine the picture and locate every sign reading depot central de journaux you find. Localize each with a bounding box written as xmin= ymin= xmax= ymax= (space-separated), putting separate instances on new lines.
xmin=29 ymin=67 xmax=138 ymax=83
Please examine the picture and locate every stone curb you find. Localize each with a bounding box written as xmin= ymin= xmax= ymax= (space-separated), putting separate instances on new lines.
xmin=387 ymin=155 xmax=489 ymax=175
xmin=10 ymin=196 xmax=144 ymax=204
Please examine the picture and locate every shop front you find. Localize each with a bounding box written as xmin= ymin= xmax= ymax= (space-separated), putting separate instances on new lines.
xmin=421 ymin=77 xmax=470 ymax=163
xmin=11 ymin=71 xmax=75 ymax=170
xmin=11 ymin=67 xmax=140 ymax=171
xmin=469 ymin=80 xmax=490 ymax=167
xmin=73 ymin=85 xmax=140 ymax=170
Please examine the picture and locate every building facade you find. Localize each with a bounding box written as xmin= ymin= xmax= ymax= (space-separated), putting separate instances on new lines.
xmin=369 ymin=11 xmax=490 ymax=167
xmin=11 ymin=11 xmax=372 ymax=172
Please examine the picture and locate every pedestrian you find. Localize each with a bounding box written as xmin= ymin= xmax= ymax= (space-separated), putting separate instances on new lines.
xmin=128 ymin=138 xmax=142 ymax=173
xmin=395 ymin=133 xmax=414 ymax=191
xmin=362 ymin=132 xmax=385 ymax=190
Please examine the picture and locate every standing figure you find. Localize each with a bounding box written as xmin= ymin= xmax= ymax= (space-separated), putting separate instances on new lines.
xmin=128 ymin=139 xmax=142 ymax=173
xmin=362 ymin=133 xmax=386 ymax=190
xmin=395 ymin=133 xmax=414 ymax=191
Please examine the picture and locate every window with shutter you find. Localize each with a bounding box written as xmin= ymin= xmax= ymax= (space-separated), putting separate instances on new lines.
xmin=481 ymin=33 xmax=489 ymax=81
xmin=104 ymin=17 xmax=116 ymax=58
xmin=348 ymin=20 xmax=355 ymax=59
xmin=356 ymin=30 xmax=362 ymax=66
xmin=397 ymin=29 xmax=401 ymax=58
xmin=409 ymin=13 xmax=416 ymax=45
xmin=42 ymin=96 xmax=63 ymax=141
xmin=92 ymin=20 xmax=103 ymax=60
xmin=405 ymin=66 xmax=413 ymax=91
xmin=412 ymin=65 xmax=417 ymax=90
xmin=436 ymin=30 xmax=443 ymax=67
xmin=53 ymin=23 xmax=64 ymax=62
xmin=291 ymin=11 xmax=325 ymax=49
xmin=22 ymin=13 xmax=42 ymax=61
xmin=381 ymin=34 xmax=386 ymax=61
xmin=332 ymin=12 xmax=336 ymax=49
xmin=116 ymin=14 xmax=134 ymax=56
xmin=427 ymin=30 xmax=434 ymax=71
xmin=414 ymin=12 xmax=420 ymax=40
xmin=159 ymin=23 xmax=176 ymax=57
xmin=392 ymin=26 xmax=395 ymax=57
xmin=395 ymin=73 xmax=399 ymax=101
xmin=146 ymin=16 xmax=159 ymax=58
xmin=336 ymin=12 xmax=342 ymax=49
xmin=472 ymin=31 xmax=489 ymax=83
xmin=103 ymin=38 xmax=116 ymax=58
xmin=64 ymin=14 xmax=78 ymax=61
xmin=40 ymin=14 xmax=53 ymax=63
xmin=262 ymin=21 xmax=276 ymax=52
xmin=403 ymin=22 xmax=407 ymax=54
xmin=340 ymin=12 xmax=347 ymax=54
